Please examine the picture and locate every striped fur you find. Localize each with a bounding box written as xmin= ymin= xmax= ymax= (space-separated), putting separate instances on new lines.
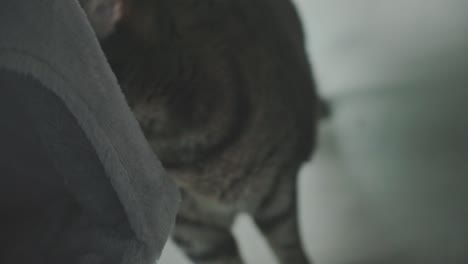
xmin=81 ymin=0 xmax=318 ymax=263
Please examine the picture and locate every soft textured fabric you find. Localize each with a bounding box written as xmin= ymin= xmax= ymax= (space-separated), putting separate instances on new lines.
xmin=0 ymin=69 xmax=135 ymax=264
xmin=0 ymin=0 xmax=180 ymax=263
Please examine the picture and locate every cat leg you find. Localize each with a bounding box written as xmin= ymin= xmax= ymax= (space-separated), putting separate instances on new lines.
xmin=254 ymin=171 xmax=311 ymax=264
xmin=172 ymin=197 xmax=244 ymax=264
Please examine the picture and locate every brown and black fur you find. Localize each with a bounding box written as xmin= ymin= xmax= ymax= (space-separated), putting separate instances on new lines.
xmin=81 ymin=0 xmax=319 ymax=263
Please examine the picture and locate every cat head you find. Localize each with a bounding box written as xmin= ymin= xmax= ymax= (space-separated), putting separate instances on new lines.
xmin=79 ymin=0 xmax=240 ymax=146
xmin=79 ymin=0 xmax=124 ymax=39
xmin=79 ymin=0 xmax=162 ymax=42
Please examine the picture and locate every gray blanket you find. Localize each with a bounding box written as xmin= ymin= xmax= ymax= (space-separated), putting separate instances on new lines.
xmin=0 ymin=0 xmax=180 ymax=263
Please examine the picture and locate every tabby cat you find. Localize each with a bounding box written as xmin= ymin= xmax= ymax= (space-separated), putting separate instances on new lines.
xmin=80 ymin=0 xmax=319 ymax=263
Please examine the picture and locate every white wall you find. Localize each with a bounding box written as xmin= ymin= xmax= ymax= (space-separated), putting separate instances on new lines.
xmin=297 ymin=1 xmax=468 ymax=263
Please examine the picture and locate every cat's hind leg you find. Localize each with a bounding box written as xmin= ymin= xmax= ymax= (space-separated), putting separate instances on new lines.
xmin=254 ymin=169 xmax=311 ymax=264
xmin=172 ymin=195 xmax=244 ymax=264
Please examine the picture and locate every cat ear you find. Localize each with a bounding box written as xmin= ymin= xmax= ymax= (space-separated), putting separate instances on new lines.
xmin=79 ymin=0 xmax=123 ymax=39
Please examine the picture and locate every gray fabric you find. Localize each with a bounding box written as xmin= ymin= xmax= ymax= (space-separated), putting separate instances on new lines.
xmin=0 ymin=0 xmax=180 ymax=263
xmin=0 ymin=69 xmax=133 ymax=264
